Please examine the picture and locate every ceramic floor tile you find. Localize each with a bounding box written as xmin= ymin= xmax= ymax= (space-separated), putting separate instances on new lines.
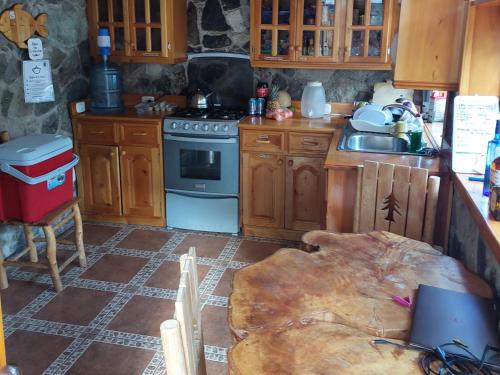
xmin=6 ymin=330 xmax=74 ymax=375
xmin=65 ymin=223 xmax=121 ymax=246
xmin=116 ymin=229 xmax=173 ymax=251
xmin=79 ymin=254 xmax=149 ymax=284
xmin=106 ymin=295 xmax=175 ymax=337
xmin=212 ymin=268 xmax=236 ymax=297
xmin=206 ymin=360 xmax=229 ymax=375
xmin=202 ymin=305 xmax=232 ymax=348
xmin=0 ymin=280 xmax=48 ymax=315
xmin=145 ymin=261 xmax=210 ymax=290
xmin=232 ymin=240 xmax=284 ymax=263
xmin=174 ymin=234 xmax=229 ymax=259
xmin=66 ymin=342 xmax=155 ymax=375
xmin=34 ymin=287 xmax=115 ymax=326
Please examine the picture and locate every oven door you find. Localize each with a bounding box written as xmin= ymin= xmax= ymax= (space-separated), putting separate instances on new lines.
xmin=163 ymin=134 xmax=239 ymax=196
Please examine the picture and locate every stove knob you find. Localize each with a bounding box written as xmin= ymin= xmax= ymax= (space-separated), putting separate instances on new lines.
xmin=171 ymin=122 xmax=178 ymax=129
xmin=213 ymin=124 xmax=219 ymax=132
xmin=202 ymin=124 xmax=210 ymax=131
xmin=193 ymin=124 xmax=200 ymax=131
xmin=223 ymin=124 xmax=230 ymax=132
xmin=183 ymin=123 xmax=190 ymax=130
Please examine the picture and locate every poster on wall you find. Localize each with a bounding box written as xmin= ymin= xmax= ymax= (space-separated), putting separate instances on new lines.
xmin=22 ymin=59 xmax=54 ymax=103
xmin=452 ymin=96 xmax=499 ymax=173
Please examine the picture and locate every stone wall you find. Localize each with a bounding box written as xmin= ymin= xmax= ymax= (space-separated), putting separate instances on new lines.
xmin=448 ymin=190 xmax=500 ymax=299
xmin=0 ymin=0 xmax=89 ymax=256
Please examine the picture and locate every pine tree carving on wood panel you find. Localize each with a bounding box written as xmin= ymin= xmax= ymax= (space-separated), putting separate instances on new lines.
xmin=382 ymin=192 xmax=401 ymax=223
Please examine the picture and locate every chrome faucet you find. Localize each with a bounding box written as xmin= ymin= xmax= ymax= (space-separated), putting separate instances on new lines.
xmin=382 ymin=103 xmax=419 ymax=118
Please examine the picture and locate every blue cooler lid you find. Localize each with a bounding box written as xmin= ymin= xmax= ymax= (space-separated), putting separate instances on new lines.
xmin=0 ymin=134 xmax=73 ymax=166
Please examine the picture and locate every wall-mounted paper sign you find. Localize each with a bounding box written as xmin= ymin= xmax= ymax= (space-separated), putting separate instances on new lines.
xmin=23 ymin=59 xmax=54 ymax=103
xmin=28 ymin=38 xmax=43 ymax=60
xmin=452 ymin=96 xmax=499 ymax=173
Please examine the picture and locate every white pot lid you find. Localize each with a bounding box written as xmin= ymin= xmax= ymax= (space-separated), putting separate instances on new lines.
xmin=0 ymin=134 xmax=73 ymax=166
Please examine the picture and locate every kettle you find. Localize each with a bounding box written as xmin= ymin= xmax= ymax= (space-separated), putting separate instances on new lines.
xmin=189 ymin=88 xmax=213 ymax=109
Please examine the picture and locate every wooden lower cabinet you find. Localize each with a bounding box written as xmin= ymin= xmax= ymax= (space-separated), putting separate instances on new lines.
xmin=120 ymin=146 xmax=163 ymax=219
xmin=241 ymin=130 xmax=331 ymax=240
xmin=285 ymin=156 xmax=326 ymax=231
xmin=242 ymin=152 xmax=284 ymax=228
xmin=79 ymin=144 xmax=122 ymax=216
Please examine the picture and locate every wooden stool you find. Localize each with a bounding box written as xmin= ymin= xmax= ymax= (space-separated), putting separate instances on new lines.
xmin=0 ymin=198 xmax=87 ymax=292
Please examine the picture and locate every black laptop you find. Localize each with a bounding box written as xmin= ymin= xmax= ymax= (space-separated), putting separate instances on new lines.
xmin=410 ymin=284 xmax=500 ymax=368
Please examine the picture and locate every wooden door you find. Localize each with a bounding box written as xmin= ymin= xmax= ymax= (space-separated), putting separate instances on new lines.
xmin=128 ymin=0 xmax=168 ymax=58
xmin=285 ymin=156 xmax=326 ymax=231
xmin=252 ymin=0 xmax=297 ymax=63
xmin=393 ymin=0 xmax=467 ymax=90
xmin=79 ymin=145 xmax=122 ymax=215
xmin=242 ymin=152 xmax=285 ymax=228
xmin=120 ymin=146 xmax=163 ymax=218
xmin=87 ymin=0 xmax=131 ymax=58
xmin=295 ymin=0 xmax=343 ymax=63
xmin=343 ymin=0 xmax=393 ymax=63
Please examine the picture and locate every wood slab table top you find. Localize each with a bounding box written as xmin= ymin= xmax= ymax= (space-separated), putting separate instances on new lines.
xmin=229 ymin=231 xmax=492 ymax=342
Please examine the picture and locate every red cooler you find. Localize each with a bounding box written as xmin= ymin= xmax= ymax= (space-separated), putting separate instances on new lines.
xmin=0 ymin=134 xmax=79 ymax=223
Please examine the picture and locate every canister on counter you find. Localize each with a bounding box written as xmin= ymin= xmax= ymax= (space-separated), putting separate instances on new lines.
xmin=248 ymin=98 xmax=257 ymax=115
xmin=256 ymin=98 xmax=266 ymax=116
xmin=489 ymin=156 xmax=500 ymax=220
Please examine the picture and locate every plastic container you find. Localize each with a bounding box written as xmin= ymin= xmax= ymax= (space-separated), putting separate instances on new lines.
xmin=90 ymin=28 xmax=123 ymax=114
xmin=0 ymin=134 xmax=79 ymax=223
xmin=301 ymin=81 xmax=326 ymax=118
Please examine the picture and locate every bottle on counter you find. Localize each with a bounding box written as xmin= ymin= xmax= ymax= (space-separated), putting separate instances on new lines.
xmin=489 ymin=156 xmax=500 ymax=220
xmin=483 ymin=119 xmax=500 ymax=196
xmin=407 ymin=114 xmax=423 ymax=153
xmin=256 ymin=82 xmax=269 ymax=100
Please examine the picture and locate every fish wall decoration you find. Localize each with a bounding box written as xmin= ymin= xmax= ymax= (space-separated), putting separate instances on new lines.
xmin=0 ymin=4 xmax=48 ymax=49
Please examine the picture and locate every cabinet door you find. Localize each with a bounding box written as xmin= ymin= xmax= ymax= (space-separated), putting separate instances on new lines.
xmin=79 ymin=144 xmax=122 ymax=216
xmin=128 ymin=0 xmax=167 ymax=58
xmin=252 ymin=0 xmax=297 ymax=63
xmin=344 ymin=0 xmax=393 ymax=63
xmin=242 ymin=152 xmax=285 ymax=228
xmin=87 ymin=0 xmax=130 ymax=57
xmin=285 ymin=156 xmax=326 ymax=231
xmin=295 ymin=0 xmax=343 ymax=62
xmin=120 ymin=146 xmax=163 ymax=218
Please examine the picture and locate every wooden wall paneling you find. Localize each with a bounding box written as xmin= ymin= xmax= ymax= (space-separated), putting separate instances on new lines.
xmin=358 ymin=161 xmax=379 ymax=233
xmin=405 ymin=167 xmax=429 ymax=241
xmin=388 ymin=165 xmax=411 ymax=236
xmin=326 ymin=168 xmax=357 ymax=233
xmin=374 ymin=163 xmax=395 ymax=231
xmin=422 ymin=176 xmax=441 ymax=245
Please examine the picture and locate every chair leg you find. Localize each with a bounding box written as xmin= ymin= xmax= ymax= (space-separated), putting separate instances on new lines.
xmin=0 ymin=249 xmax=8 ymax=290
xmin=72 ymin=203 xmax=87 ymax=268
xmin=43 ymin=225 xmax=62 ymax=292
xmin=23 ymin=225 xmax=38 ymax=263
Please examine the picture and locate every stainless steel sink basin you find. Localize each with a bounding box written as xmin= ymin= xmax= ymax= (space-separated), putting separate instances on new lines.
xmin=345 ymin=133 xmax=409 ymax=153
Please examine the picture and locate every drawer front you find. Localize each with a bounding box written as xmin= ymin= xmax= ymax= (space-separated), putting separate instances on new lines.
xmin=242 ymin=131 xmax=284 ymax=152
xmin=288 ymin=132 xmax=332 ymax=154
xmin=77 ymin=120 xmax=117 ymax=144
xmin=120 ymin=123 xmax=160 ymax=145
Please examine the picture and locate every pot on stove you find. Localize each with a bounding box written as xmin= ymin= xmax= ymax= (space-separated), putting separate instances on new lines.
xmin=189 ymin=88 xmax=213 ymax=109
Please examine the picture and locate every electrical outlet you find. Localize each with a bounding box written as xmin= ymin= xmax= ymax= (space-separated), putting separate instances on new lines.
xmin=75 ymin=101 xmax=86 ymax=113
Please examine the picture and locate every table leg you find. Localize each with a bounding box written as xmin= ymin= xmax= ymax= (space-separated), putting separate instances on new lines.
xmin=72 ymin=204 xmax=87 ymax=268
xmin=23 ymin=225 xmax=38 ymax=263
xmin=43 ymin=225 xmax=62 ymax=292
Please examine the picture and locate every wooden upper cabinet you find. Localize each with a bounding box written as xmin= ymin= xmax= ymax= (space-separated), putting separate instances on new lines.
xmin=393 ymin=0 xmax=467 ymax=90
xmin=251 ymin=0 xmax=395 ymax=69
xmin=87 ymin=0 xmax=187 ymax=63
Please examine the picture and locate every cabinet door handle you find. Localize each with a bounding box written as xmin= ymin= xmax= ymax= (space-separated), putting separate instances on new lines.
xmin=263 ymin=56 xmax=284 ymax=61
xmin=121 ymin=151 xmax=126 ymax=156
xmin=288 ymin=159 xmax=294 ymax=167
xmin=302 ymin=141 xmax=319 ymax=146
xmin=110 ymin=152 xmax=115 ymax=156
xmin=90 ymin=131 xmax=105 ymax=135
xmin=256 ymin=139 xmax=271 ymax=144
xmin=132 ymin=132 xmax=148 ymax=136
xmin=277 ymin=159 xmax=283 ymax=165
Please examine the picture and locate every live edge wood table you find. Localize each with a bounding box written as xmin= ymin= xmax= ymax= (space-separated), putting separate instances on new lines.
xmin=228 ymin=231 xmax=493 ymax=375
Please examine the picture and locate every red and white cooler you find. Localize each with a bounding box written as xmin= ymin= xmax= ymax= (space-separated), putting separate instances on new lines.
xmin=0 ymin=134 xmax=79 ymax=223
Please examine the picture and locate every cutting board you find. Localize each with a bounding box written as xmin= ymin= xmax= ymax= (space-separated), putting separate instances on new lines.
xmin=372 ymin=80 xmax=414 ymax=105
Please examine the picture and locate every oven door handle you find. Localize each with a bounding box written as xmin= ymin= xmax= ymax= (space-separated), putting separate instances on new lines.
xmin=163 ymin=134 xmax=238 ymax=144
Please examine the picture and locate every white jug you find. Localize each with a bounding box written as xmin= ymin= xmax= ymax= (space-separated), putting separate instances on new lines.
xmin=301 ymin=81 xmax=326 ymax=118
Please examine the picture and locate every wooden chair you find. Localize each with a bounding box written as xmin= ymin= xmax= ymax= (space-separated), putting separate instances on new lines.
xmin=160 ymin=247 xmax=206 ymax=375
xmin=353 ymin=161 xmax=440 ymax=244
xmin=0 ymin=198 xmax=87 ymax=292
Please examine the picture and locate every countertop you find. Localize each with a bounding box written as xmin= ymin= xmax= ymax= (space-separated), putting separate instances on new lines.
xmin=453 ymin=173 xmax=500 ymax=261
xmin=239 ymin=115 xmax=341 ymax=133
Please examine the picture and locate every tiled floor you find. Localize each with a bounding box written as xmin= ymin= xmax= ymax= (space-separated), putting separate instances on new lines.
xmin=1 ymin=222 xmax=295 ymax=375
